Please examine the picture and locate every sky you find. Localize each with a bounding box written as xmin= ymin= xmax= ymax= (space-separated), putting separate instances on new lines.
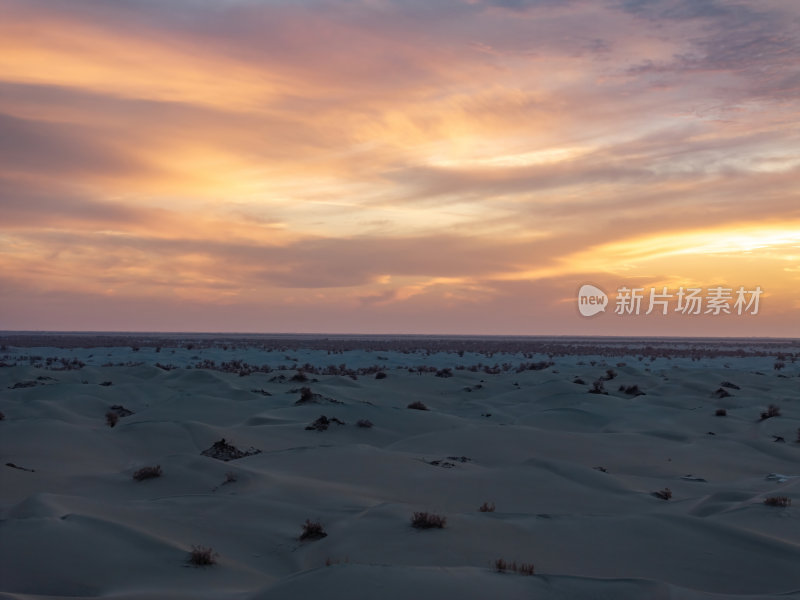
xmin=1 ymin=0 xmax=799 ymax=336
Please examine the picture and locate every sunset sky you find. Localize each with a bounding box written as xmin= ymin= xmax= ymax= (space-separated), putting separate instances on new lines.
xmin=1 ymin=0 xmax=799 ymax=336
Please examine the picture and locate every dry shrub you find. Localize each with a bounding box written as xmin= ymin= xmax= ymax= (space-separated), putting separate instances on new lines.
xmin=132 ymin=465 xmax=162 ymax=481
xmin=760 ymin=404 xmax=781 ymax=420
xmin=494 ymin=558 xmax=534 ymax=575
xmin=715 ymin=408 xmax=727 ymax=416
xmin=407 ymin=401 xmax=429 ymax=411
xmin=188 ymin=545 xmax=217 ymax=566
xmin=618 ymin=384 xmax=645 ymax=396
xmin=653 ymin=488 xmax=672 ymax=500
xmin=105 ymin=404 xmax=133 ymax=427
xmin=300 ymin=519 xmax=328 ymax=541
xmin=201 ymin=438 xmax=261 ymax=461
xmin=763 ymin=496 xmax=791 ymax=507
xmin=588 ymin=380 xmax=607 ymax=395
xmin=296 ymin=386 xmax=316 ymax=405
xmin=479 ymin=501 xmax=496 ymax=513
xmin=411 ymin=511 xmax=446 ymax=529
xmin=356 ymin=419 xmax=373 ymax=428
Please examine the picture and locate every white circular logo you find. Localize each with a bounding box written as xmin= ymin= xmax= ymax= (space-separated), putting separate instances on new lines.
xmin=578 ymin=284 xmax=608 ymax=317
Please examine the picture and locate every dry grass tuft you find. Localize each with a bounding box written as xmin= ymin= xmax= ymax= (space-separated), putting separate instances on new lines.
xmin=479 ymin=501 xmax=496 ymax=513
xmin=407 ymin=401 xmax=429 ymax=411
xmin=300 ymin=519 xmax=328 ymax=541
xmin=763 ymin=496 xmax=791 ymax=507
xmin=653 ymin=487 xmax=672 ymax=500
xmin=411 ymin=511 xmax=446 ymax=529
xmin=494 ymin=558 xmax=535 ymax=575
xmin=132 ymin=465 xmax=162 ymax=481
xmin=759 ymin=404 xmax=781 ymax=420
xmin=188 ymin=545 xmax=218 ymax=566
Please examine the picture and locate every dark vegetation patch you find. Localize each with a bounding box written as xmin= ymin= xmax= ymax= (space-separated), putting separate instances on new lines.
xmin=653 ymin=488 xmax=672 ymax=500
xmin=411 ymin=512 xmax=446 ymax=529
xmin=299 ymin=519 xmax=327 ymax=540
xmin=305 ymin=415 xmax=346 ymax=431
xmin=132 ymin=465 xmax=162 ymax=481
xmin=188 ymin=545 xmax=218 ymax=566
xmin=763 ymin=496 xmax=791 ymax=507
xmin=494 ymin=558 xmax=535 ymax=575
xmin=759 ymin=404 xmax=781 ymax=421
xmin=201 ymin=438 xmax=262 ymax=461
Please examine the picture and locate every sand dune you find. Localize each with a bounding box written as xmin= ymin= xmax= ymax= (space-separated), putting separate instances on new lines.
xmin=1 ymin=337 xmax=798 ymax=599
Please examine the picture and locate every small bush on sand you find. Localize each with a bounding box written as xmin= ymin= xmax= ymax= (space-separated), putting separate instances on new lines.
xmin=411 ymin=511 xmax=446 ymax=529
xmin=764 ymin=496 xmax=791 ymax=507
xmin=132 ymin=465 xmax=162 ymax=481
xmin=188 ymin=545 xmax=218 ymax=566
xmin=588 ymin=380 xmax=607 ymax=395
xmin=305 ymin=415 xmax=345 ymax=431
xmin=105 ymin=404 xmax=134 ymax=427
xmin=290 ymin=370 xmax=309 ymax=382
xmin=618 ymin=384 xmax=645 ymax=396
xmin=0 ymin=410 xmax=5 ymax=420
xmin=201 ymin=438 xmax=262 ymax=461
xmin=306 ymin=415 xmax=331 ymax=431
xmin=715 ymin=408 xmax=727 ymax=416
xmin=356 ymin=419 xmax=373 ymax=428
xmin=296 ymin=386 xmax=316 ymax=404
xmin=494 ymin=558 xmax=534 ymax=575
xmin=408 ymin=401 xmax=429 ymax=411
xmin=653 ymin=488 xmax=672 ymax=500
xmin=601 ymin=369 xmax=617 ymax=381
xmin=479 ymin=502 xmax=496 ymax=513
xmin=375 ymin=372 xmax=387 ymax=379
xmin=300 ymin=519 xmax=328 ymax=541
xmin=760 ymin=404 xmax=781 ymax=420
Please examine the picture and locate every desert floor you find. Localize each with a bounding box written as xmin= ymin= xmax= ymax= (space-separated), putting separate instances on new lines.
xmin=1 ymin=336 xmax=798 ymax=599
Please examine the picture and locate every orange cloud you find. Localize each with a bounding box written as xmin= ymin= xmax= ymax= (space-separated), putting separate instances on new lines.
xmin=1 ymin=0 xmax=799 ymax=334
